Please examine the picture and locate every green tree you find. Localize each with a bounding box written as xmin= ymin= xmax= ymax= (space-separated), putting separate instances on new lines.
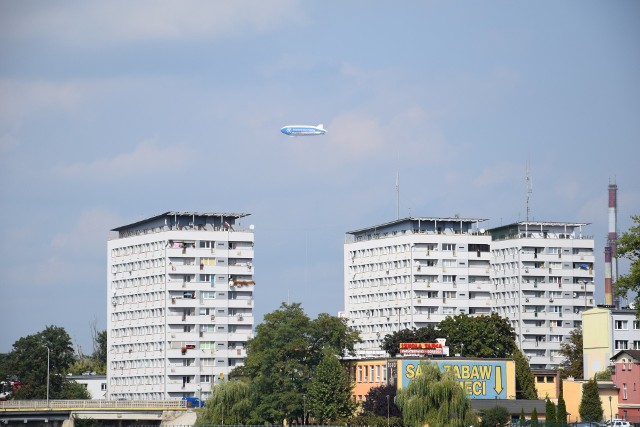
xmin=530 ymin=408 xmax=539 ymax=427
xmin=545 ymin=396 xmax=556 ymax=427
xmin=310 ymin=313 xmax=361 ymax=360
xmin=196 ymin=380 xmax=252 ymax=425
xmin=559 ymin=328 xmax=583 ymax=379
xmin=362 ymin=384 xmax=401 ymax=419
xmin=381 ymin=326 xmax=439 ymax=357
xmin=307 ymin=351 xmax=355 ymax=424
xmin=8 ymin=326 xmax=76 ymax=399
xmin=579 ymin=377 xmax=603 ymax=423
xmin=92 ymin=329 xmax=107 ymax=373
xmin=520 ymin=408 xmax=526 ymax=426
xmin=557 ymin=385 xmax=567 ymax=427
xmin=240 ymin=303 xmax=360 ymax=424
xmin=614 ymin=215 xmax=640 ymax=317
xmin=395 ymin=362 xmax=476 ymax=427
xmin=512 ymin=348 xmax=538 ymax=399
xmin=437 ymin=313 xmax=516 ymax=358
xmin=60 ymin=381 xmax=91 ymax=399
xmin=479 ymin=405 xmax=510 ymax=427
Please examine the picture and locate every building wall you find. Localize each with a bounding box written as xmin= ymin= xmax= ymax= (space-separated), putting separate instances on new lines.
xmin=583 ymin=308 xmax=613 ymax=379
xmin=344 ymin=218 xmax=491 ymax=358
xmin=489 ymin=222 xmax=595 ymax=370
xmin=69 ymin=375 xmax=107 ymax=399
xmin=563 ymin=379 xmax=619 ymax=423
xmin=533 ymin=370 xmax=560 ymax=400
xmin=611 ymin=352 xmax=640 ymax=423
xmin=348 ymin=359 xmax=388 ymax=406
xmin=107 ymin=212 xmax=254 ymax=400
xmin=583 ymin=308 xmax=639 ymax=380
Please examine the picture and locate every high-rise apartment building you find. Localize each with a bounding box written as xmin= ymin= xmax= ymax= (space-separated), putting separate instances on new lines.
xmin=344 ymin=217 xmax=492 ymax=358
xmin=488 ymin=221 xmax=595 ymax=369
xmin=107 ymin=212 xmax=254 ymax=400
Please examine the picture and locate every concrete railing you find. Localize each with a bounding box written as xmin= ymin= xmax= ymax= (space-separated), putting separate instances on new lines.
xmin=0 ymin=400 xmax=186 ymax=411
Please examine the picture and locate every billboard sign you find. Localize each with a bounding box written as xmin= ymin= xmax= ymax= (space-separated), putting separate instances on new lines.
xmin=399 ymin=360 xmax=509 ymax=399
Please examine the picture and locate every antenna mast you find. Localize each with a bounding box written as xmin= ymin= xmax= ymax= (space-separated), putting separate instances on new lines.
xmin=396 ymin=171 xmax=400 ymax=219
xmin=525 ymin=163 xmax=533 ymax=221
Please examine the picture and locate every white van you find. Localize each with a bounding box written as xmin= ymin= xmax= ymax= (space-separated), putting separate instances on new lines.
xmin=608 ymin=420 xmax=631 ymax=427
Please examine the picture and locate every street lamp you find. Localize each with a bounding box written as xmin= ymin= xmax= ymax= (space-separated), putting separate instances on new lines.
xmin=303 ymin=394 xmax=306 ymax=425
xmin=44 ymin=345 xmax=50 ymax=405
xmin=386 ymin=395 xmax=390 ymax=427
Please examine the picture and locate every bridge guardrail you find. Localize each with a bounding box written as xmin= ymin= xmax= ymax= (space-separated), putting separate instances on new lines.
xmin=0 ymin=400 xmax=187 ymax=411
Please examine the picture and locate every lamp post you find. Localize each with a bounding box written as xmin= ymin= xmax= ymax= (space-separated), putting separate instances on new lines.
xmin=44 ymin=345 xmax=50 ymax=406
xmin=303 ymin=394 xmax=306 ymax=425
xmin=609 ymin=395 xmax=613 ymax=422
xmin=386 ymin=395 xmax=390 ymax=427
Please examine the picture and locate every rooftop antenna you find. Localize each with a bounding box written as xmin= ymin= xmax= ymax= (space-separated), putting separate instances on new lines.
xmin=396 ymin=170 xmax=400 ymax=219
xmin=525 ymin=161 xmax=533 ymax=222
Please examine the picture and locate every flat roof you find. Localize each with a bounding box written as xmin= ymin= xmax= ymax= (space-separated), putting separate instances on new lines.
xmin=112 ymin=211 xmax=250 ymax=232
xmin=488 ymin=221 xmax=590 ymax=231
xmin=347 ymin=216 xmax=488 ymax=235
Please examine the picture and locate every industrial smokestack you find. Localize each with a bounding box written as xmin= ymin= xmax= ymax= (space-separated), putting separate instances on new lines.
xmin=605 ymin=183 xmax=618 ymax=307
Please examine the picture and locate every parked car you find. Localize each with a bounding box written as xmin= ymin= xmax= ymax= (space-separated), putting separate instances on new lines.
xmin=606 ymin=420 xmax=631 ymax=427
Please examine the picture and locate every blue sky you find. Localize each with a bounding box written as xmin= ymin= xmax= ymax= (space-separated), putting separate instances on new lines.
xmin=1 ymin=1 xmax=639 ymax=353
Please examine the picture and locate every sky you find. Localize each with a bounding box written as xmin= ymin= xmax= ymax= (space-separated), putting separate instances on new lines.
xmin=1 ymin=1 xmax=639 ymax=354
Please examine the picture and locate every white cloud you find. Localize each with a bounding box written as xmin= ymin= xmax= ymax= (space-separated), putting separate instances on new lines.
xmin=1 ymin=0 xmax=300 ymax=45
xmin=56 ymin=139 xmax=192 ymax=182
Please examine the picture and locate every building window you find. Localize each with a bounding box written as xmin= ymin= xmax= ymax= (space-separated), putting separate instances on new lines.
xmin=633 ymin=341 xmax=640 ymax=350
xmin=101 ymin=383 xmax=107 ymax=391
xmin=623 ymin=383 xmax=628 ymax=400
xmin=615 ymin=340 xmax=629 ymax=350
xmin=615 ymin=320 xmax=629 ymax=330
xmin=633 ymin=320 xmax=640 ymax=330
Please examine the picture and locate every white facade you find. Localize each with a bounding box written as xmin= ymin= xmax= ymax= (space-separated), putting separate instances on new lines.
xmin=344 ymin=217 xmax=492 ymax=358
xmin=489 ymin=221 xmax=595 ymax=369
xmin=107 ymin=212 xmax=254 ymax=400
xmin=68 ymin=375 xmax=107 ymax=399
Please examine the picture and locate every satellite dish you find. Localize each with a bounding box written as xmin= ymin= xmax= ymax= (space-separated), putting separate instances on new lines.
xmin=480 ymin=228 xmax=485 ymax=234
xmin=249 ymin=224 xmax=255 ymax=230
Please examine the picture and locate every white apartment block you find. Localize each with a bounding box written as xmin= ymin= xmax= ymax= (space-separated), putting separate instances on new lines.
xmin=344 ymin=217 xmax=492 ymax=358
xmin=489 ymin=221 xmax=595 ymax=369
xmin=107 ymin=212 xmax=254 ymax=400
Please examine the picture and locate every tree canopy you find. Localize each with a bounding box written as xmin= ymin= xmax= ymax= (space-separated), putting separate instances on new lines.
xmin=512 ymin=348 xmax=538 ymax=399
xmin=237 ymin=302 xmax=360 ymax=424
xmin=559 ymin=328 xmax=584 ymax=379
xmin=579 ymin=377 xmax=604 ymax=423
xmin=196 ymin=380 xmax=252 ymax=425
xmin=479 ymin=406 xmax=510 ymax=427
xmin=8 ymin=325 xmax=78 ymax=399
xmin=361 ymin=383 xmax=401 ymax=419
xmin=437 ymin=312 xmax=517 ymax=358
xmin=614 ymin=215 xmax=640 ymax=316
xmin=307 ymin=351 xmax=355 ymax=424
xmin=395 ymin=362 xmax=476 ymax=427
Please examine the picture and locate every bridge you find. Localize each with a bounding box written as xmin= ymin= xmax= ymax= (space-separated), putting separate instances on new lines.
xmin=0 ymin=400 xmax=193 ymax=427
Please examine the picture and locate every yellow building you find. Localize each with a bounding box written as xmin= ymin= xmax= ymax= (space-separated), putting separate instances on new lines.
xmin=562 ymin=378 xmax=618 ymax=423
xmin=347 ymin=358 xmax=389 ymax=405
xmin=533 ymin=369 xmax=561 ymax=400
xmin=584 ymin=308 xmax=615 ymax=379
